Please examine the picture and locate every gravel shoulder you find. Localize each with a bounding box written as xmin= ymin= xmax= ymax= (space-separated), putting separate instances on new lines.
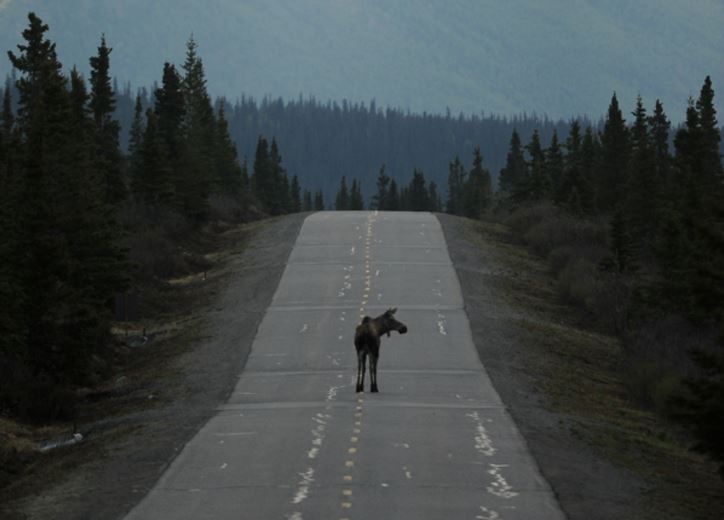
xmin=437 ymin=213 xmax=724 ymax=520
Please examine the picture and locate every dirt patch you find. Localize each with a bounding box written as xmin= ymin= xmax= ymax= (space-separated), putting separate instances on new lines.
xmin=0 ymin=213 xmax=308 ymax=520
xmin=437 ymin=213 xmax=724 ymax=520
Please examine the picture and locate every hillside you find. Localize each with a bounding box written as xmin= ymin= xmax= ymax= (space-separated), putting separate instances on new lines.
xmin=1 ymin=0 xmax=722 ymax=121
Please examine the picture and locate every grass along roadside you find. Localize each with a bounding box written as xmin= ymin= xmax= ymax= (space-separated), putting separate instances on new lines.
xmin=459 ymin=216 xmax=724 ymax=520
xmin=0 ymin=216 xmax=293 ymax=518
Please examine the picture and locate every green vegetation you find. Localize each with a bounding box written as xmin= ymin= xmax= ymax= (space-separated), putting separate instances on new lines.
xmin=492 ymin=80 xmax=724 ymax=479
xmin=0 ymin=13 xmax=316 ymax=423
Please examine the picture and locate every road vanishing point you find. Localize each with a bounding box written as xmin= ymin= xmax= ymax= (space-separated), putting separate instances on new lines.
xmin=124 ymin=211 xmax=565 ymax=520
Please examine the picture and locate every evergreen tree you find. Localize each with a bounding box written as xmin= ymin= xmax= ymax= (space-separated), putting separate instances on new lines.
xmin=335 ymin=175 xmax=350 ymax=210
xmin=387 ymin=178 xmax=400 ymax=210
xmin=134 ymin=109 xmax=173 ymax=204
xmin=7 ymin=13 xmax=127 ymax=391
xmin=650 ymin=99 xmax=671 ymax=183
xmin=127 ymin=94 xmax=144 ymax=183
xmin=251 ymin=136 xmax=272 ymax=211
xmin=290 ymin=174 xmax=302 ymax=212
xmin=446 ymin=156 xmax=466 ymax=214
xmin=89 ymin=35 xmax=125 ymax=204
xmin=696 ymin=76 xmax=723 ymax=186
xmin=526 ymin=130 xmax=548 ymax=200
xmin=428 ymin=181 xmax=441 ymax=212
xmin=545 ymin=130 xmax=564 ymax=198
xmin=599 ymin=210 xmax=637 ymax=274
xmin=463 ymin=146 xmax=492 ymax=218
xmin=269 ymin=138 xmax=290 ymax=214
xmin=372 ymin=164 xmax=390 ymax=210
xmin=624 ymin=96 xmax=658 ymax=249
xmin=213 ymin=102 xmax=243 ymax=195
xmin=179 ymin=36 xmax=215 ymax=220
xmin=302 ymin=188 xmax=312 ymax=212
xmin=558 ymin=120 xmax=593 ymax=214
xmin=314 ymin=189 xmax=325 ymax=210
xmin=407 ymin=168 xmax=430 ymax=211
xmin=498 ymin=129 xmax=528 ymax=203
xmin=154 ymin=63 xmax=185 ymax=158
xmin=349 ymin=178 xmax=364 ymax=210
xmin=596 ymin=93 xmax=630 ymax=212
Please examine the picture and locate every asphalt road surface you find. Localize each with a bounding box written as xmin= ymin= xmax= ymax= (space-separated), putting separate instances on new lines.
xmin=124 ymin=211 xmax=564 ymax=520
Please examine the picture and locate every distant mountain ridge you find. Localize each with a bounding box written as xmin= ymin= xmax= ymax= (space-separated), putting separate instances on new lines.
xmin=0 ymin=0 xmax=722 ymax=122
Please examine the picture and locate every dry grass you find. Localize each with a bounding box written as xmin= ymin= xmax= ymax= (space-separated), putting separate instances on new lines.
xmin=463 ymin=217 xmax=724 ymax=520
xmin=0 ymin=216 xmax=264 ymax=513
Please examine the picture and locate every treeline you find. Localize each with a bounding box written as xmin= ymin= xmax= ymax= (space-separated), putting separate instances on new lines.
xmin=0 ymin=13 xmax=311 ymax=421
xmin=332 ymin=147 xmax=493 ymax=217
xmin=98 ymin=86 xmax=574 ymax=205
xmin=492 ymin=81 xmax=724 ymax=478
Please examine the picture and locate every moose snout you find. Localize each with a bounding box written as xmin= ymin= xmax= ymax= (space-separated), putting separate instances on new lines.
xmin=399 ymin=326 xmax=408 ymax=334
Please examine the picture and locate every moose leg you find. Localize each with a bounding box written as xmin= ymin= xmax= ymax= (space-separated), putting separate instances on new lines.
xmin=370 ymin=354 xmax=379 ymax=393
xmin=356 ymin=350 xmax=366 ymax=393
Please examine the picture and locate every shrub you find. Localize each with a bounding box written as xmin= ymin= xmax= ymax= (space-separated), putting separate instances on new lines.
xmin=622 ymin=316 xmax=708 ymax=411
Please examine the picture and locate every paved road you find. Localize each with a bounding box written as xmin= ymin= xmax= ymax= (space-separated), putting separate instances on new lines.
xmin=125 ymin=211 xmax=564 ymax=520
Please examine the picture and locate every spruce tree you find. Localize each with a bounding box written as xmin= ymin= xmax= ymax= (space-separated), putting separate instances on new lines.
xmin=252 ymin=136 xmax=272 ymax=211
xmin=8 ymin=13 xmax=127 ymax=391
xmin=290 ymin=174 xmax=302 ymax=212
xmin=545 ymin=130 xmax=564 ymax=199
xmin=372 ymin=165 xmax=390 ymax=210
xmin=625 ymin=96 xmax=658 ymax=249
xmin=446 ymin=156 xmax=465 ymax=214
xmin=89 ymin=35 xmax=125 ymax=204
xmin=428 ymin=181 xmax=441 ymax=212
xmin=387 ymin=178 xmax=400 ymax=210
xmin=303 ymin=189 xmax=312 ymax=211
xmin=335 ymin=176 xmax=350 ymax=210
xmin=526 ymin=130 xmax=548 ymax=200
xmin=179 ymin=36 xmax=215 ymax=220
xmin=127 ymin=93 xmax=144 ymax=184
xmin=314 ymin=190 xmax=325 ymax=210
xmin=214 ymin=102 xmax=243 ymax=195
xmin=408 ymin=168 xmax=430 ymax=211
xmin=349 ymin=178 xmax=364 ymax=210
xmin=269 ymin=138 xmax=290 ymax=214
xmin=649 ymin=99 xmax=671 ymax=183
xmin=498 ymin=130 xmax=528 ymax=203
xmin=597 ymin=93 xmax=630 ymax=212
xmin=463 ymin=147 xmax=492 ymax=218
xmin=134 ymin=109 xmax=173 ymax=204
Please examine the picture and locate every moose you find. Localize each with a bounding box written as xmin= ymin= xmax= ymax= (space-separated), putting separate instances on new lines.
xmin=354 ymin=308 xmax=408 ymax=393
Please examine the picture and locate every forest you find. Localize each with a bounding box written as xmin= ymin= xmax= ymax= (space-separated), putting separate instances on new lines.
xmin=1 ymin=11 xmax=723 ymax=483
xmin=0 ymin=13 xmax=316 ymax=422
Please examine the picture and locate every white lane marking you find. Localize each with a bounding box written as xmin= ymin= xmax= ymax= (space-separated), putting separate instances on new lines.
xmin=487 ymin=464 xmax=518 ymax=499
xmin=476 ymin=506 xmax=501 ymax=520
xmin=338 ymin=335 xmax=343 ymax=340
xmin=381 ymin=482 xmax=389 ymax=487
xmin=299 ymin=324 xmax=308 ymax=333
xmin=393 ymin=442 xmax=410 ymax=449
xmin=466 ymin=411 xmax=496 ymax=456
xmin=214 ymin=432 xmax=257 ymax=437
xmin=350 ymin=246 xmax=356 ymax=255
xmin=377 ymin=293 xmax=382 ymax=301
xmin=307 ymin=447 xmax=319 ymax=459
xmin=288 ymin=512 xmax=303 ymax=520
xmin=220 ymin=462 xmax=228 ymax=470
xmin=375 ymin=269 xmax=380 ymax=277
xmin=292 ymin=467 xmax=315 ymax=504
xmin=403 ymin=466 xmax=412 ymax=479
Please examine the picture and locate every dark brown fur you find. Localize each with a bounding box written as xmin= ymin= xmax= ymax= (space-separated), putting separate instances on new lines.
xmin=354 ymin=308 xmax=407 ymax=392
